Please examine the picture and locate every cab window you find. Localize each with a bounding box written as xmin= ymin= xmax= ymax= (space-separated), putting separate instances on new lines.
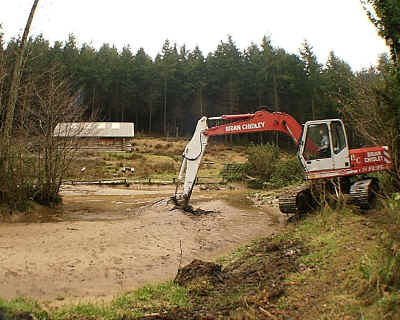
xmin=330 ymin=121 xmax=346 ymax=154
xmin=303 ymin=123 xmax=331 ymax=160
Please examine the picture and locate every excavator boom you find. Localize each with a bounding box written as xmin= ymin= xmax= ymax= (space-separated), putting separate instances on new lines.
xmin=204 ymin=110 xmax=303 ymax=144
xmin=173 ymin=110 xmax=304 ymax=208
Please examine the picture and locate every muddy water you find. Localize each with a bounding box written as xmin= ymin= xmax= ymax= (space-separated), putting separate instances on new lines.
xmin=0 ymin=184 xmax=285 ymax=303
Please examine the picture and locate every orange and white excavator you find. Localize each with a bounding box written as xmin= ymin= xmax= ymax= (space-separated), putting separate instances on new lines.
xmin=172 ymin=110 xmax=393 ymax=214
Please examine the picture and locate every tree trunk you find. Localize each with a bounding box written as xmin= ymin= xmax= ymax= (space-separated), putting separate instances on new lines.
xmin=135 ymin=108 xmax=139 ymax=132
xmin=148 ymin=88 xmax=153 ymax=133
xmin=163 ymin=78 xmax=167 ymax=136
xmin=149 ymin=107 xmax=152 ymax=134
xmin=2 ymin=0 xmax=40 ymax=144
xmin=0 ymin=47 xmax=6 ymax=116
xmin=229 ymin=79 xmax=234 ymax=144
xmin=311 ymin=90 xmax=315 ymax=120
xmin=273 ymin=73 xmax=279 ymax=145
xmin=199 ymin=87 xmax=203 ymax=116
xmin=273 ymin=73 xmax=279 ymax=111
xmin=91 ymin=87 xmax=95 ymax=116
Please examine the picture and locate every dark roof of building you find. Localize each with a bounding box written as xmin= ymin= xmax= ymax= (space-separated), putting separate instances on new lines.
xmin=54 ymin=122 xmax=135 ymax=137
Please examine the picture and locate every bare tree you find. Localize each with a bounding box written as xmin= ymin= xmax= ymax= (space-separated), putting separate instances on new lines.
xmin=2 ymin=0 xmax=40 ymax=143
xmin=24 ymin=68 xmax=91 ymax=204
xmin=0 ymin=1 xmax=40 ymax=211
xmin=341 ymin=72 xmax=396 ymax=145
xmin=0 ymin=65 xmax=92 ymax=211
xmin=0 ymin=28 xmax=7 ymax=118
xmin=0 ymin=1 xmax=95 ymax=212
xmin=339 ymin=68 xmax=400 ymax=186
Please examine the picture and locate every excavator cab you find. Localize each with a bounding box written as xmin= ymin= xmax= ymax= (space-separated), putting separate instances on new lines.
xmin=299 ymin=119 xmax=350 ymax=179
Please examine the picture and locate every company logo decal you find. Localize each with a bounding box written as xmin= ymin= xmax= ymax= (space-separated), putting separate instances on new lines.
xmin=225 ymin=122 xmax=265 ymax=132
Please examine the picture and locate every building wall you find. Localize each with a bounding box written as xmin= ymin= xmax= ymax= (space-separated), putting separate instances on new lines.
xmin=74 ymin=137 xmax=133 ymax=152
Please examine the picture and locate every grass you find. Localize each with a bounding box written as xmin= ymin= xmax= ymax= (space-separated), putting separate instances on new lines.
xmin=1 ymin=201 xmax=400 ymax=319
xmin=215 ymin=241 xmax=255 ymax=266
xmin=277 ymin=204 xmax=400 ymax=319
xmin=0 ymin=282 xmax=191 ymax=320
xmin=0 ymin=297 xmax=49 ymax=319
xmin=64 ymin=137 xmax=248 ymax=182
xmin=111 ymin=282 xmax=190 ymax=310
xmin=56 ymin=282 xmax=190 ymax=320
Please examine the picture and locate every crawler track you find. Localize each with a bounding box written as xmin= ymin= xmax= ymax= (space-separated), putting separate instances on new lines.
xmin=279 ymin=184 xmax=313 ymax=215
xmin=349 ymin=178 xmax=377 ymax=210
xmin=279 ymin=178 xmax=379 ymax=215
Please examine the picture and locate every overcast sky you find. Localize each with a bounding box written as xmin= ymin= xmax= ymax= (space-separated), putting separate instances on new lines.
xmin=1 ymin=0 xmax=388 ymax=71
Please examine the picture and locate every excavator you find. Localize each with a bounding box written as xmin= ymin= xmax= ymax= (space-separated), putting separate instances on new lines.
xmin=172 ymin=110 xmax=393 ymax=214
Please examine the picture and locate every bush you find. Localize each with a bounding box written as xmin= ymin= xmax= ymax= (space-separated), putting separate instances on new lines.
xmin=0 ymin=145 xmax=37 ymax=212
xmin=246 ymin=143 xmax=280 ymax=181
xmin=269 ymin=156 xmax=304 ymax=187
xmin=220 ymin=143 xmax=304 ymax=189
xmin=220 ymin=163 xmax=251 ymax=182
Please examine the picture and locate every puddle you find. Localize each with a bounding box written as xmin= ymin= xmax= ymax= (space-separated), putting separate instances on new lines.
xmin=4 ymin=185 xmax=280 ymax=225
xmin=189 ymin=191 xmax=282 ymax=226
xmin=195 ymin=191 xmax=277 ymax=215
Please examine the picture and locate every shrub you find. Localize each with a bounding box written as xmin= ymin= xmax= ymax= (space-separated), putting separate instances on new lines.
xmin=220 ymin=143 xmax=304 ymax=189
xmin=269 ymin=156 xmax=304 ymax=187
xmin=246 ymin=143 xmax=280 ymax=181
xmin=220 ymin=163 xmax=251 ymax=182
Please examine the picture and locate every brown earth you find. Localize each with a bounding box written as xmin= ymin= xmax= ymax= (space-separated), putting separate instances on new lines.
xmin=0 ymin=184 xmax=285 ymax=304
xmin=145 ymin=237 xmax=306 ymax=320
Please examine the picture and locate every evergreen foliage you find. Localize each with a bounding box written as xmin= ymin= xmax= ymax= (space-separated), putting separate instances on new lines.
xmin=0 ymin=32 xmax=359 ymax=139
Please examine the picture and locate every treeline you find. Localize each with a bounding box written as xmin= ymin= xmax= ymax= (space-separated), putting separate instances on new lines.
xmin=1 ymin=32 xmax=360 ymax=137
xmin=1 ymin=0 xmax=400 ymax=211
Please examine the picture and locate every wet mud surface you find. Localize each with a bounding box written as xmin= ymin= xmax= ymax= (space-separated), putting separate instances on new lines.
xmin=0 ymin=184 xmax=285 ymax=303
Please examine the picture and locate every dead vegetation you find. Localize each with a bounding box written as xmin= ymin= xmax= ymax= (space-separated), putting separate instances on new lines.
xmin=130 ymin=236 xmax=305 ymax=320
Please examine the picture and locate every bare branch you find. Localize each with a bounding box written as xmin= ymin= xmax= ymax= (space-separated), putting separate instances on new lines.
xmin=2 ymin=0 xmax=40 ymax=143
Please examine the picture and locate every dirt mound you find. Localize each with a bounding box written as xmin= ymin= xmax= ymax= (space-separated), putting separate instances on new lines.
xmin=166 ymin=237 xmax=306 ymax=319
xmin=174 ymin=259 xmax=225 ymax=287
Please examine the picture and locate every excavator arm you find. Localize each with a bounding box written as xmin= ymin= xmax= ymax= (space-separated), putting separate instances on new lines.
xmin=204 ymin=110 xmax=303 ymax=143
xmin=172 ymin=110 xmax=304 ymax=209
xmin=175 ymin=116 xmax=209 ymax=208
